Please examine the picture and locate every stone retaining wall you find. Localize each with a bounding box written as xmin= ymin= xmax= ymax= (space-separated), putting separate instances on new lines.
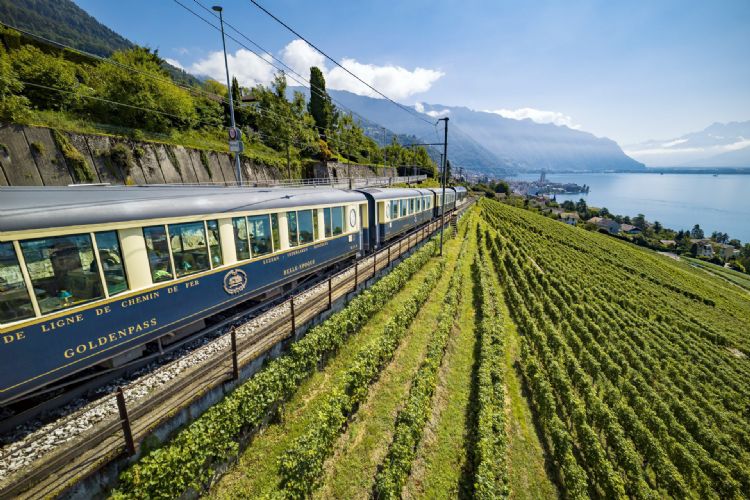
xmin=0 ymin=125 xmax=311 ymax=186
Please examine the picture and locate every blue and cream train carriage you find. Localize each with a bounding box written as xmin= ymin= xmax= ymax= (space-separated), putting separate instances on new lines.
xmin=0 ymin=184 xmax=462 ymax=403
xmin=357 ymin=187 xmax=435 ymax=250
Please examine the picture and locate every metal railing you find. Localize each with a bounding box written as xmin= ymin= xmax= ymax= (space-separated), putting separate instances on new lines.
xmin=0 ymin=211 xmax=466 ymax=499
xmin=155 ymin=174 xmax=428 ymax=189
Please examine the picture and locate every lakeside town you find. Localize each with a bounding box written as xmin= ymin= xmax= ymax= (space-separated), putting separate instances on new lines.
xmin=468 ymin=175 xmax=749 ymax=273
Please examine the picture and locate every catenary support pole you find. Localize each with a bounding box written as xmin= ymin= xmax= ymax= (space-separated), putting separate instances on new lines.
xmin=438 ymin=117 xmax=449 ymax=256
xmin=214 ymin=6 xmax=243 ymax=185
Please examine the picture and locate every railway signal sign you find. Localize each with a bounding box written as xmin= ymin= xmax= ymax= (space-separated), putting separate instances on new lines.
xmin=228 ymin=127 xmax=244 ymax=153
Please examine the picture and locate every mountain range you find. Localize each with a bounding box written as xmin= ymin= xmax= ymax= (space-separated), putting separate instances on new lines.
xmin=317 ymin=90 xmax=645 ymax=175
xmin=625 ymin=121 xmax=750 ymax=168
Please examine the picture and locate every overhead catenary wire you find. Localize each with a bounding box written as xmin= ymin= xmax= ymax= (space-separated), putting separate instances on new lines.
xmin=3 ymin=9 xmax=438 ymax=169
xmin=0 ymin=20 xmax=230 ymax=106
xmin=172 ymin=0 xmax=437 ymax=164
xmin=174 ymin=0 xmax=381 ymax=134
xmin=248 ymin=0 xmax=436 ymax=127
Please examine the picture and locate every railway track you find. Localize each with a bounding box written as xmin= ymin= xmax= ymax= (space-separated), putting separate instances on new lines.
xmin=0 ymin=214 xmax=465 ymax=499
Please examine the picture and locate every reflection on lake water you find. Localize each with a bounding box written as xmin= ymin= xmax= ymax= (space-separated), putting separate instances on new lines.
xmin=512 ymin=173 xmax=750 ymax=242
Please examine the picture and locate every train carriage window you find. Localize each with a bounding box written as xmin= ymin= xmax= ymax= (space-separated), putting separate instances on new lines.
xmin=270 ymin=213 xmax=280 ymax=251
xmin=143 ymin=226 xmax=174 ymax=283
xmin=312 ymin=209 xmax=319 ymax=240
xmin=324 ymin=208 xmax=332 ymax=238
xmin=93 ymin=231 xmax=128 ymax=296
xmin=232 ymin=217 xmax=250 ymax=260
xmin=287 ymin=211 xmax=299 ymax=247
xmin=400 ymin=200 xmax=408 ymax=217
xmin=332 ymin=206 xmax=344 ymax=235
xmin=248 ymin=215 xmax=272 ymax=257
xmin=206 ymin=220 xmax=223 ymax=267
xmin=21 ymin=234 xmax=104 ymax=314
xmin=390 ymin=201 xmax=399 ymax=220
xmin=409 ymin=198 xmax=414 ymax=214
xmin=298 ymin=210 xmax=314 ymax=245
xmin=169 ymin=222 xmax=209 ymax=277
xmin=0 ymin=242 xmax=34 ymax=323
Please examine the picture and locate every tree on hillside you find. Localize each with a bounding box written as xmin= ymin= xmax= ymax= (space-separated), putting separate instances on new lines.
xmin=0 ymin=45 xmax=30 ymax=121
xmin=252 ymin=72 xmax=318 ymax=160
xmin=493 ymin=180 xmax=510 ymax=194
xmin=633 ymin=213 xmax=647 ymax=230
xmin=653 ymin=221 xmax=663 ymax=233
xmin=691 ymin=224 xmax=704 ymax=239
xmin=91 ymin=47 xmax=196 ymax=132
xmin=308 ymin=66 xmax=334 ymax=136
xmin=9 ymin=44 xmax=82 ymax=110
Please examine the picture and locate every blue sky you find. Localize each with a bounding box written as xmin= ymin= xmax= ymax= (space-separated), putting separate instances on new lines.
xmin=74 ymin=0 xmax=750 ymax=145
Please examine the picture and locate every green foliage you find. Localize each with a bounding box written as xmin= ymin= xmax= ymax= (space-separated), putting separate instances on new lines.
xmin=308 ymin=66 xmax=334 ymax=134
xmin=278 ymin=262 xmax=445 ymax=498
xmin=0 ymin=0 xmax=131 ymax=57
xmin=471 ymin=231 xmax=510 ymax=498
xmin=51 ymin=129 xmax=94 ymax=182
xmin=0 ymin=43 xmax=31 ymax=121
xmin=90 ymin=47 xmax=197 ymax=132
xmin=9 ymin=44 xmax=82 ymax=110
xmin=29 ymin=141 xmax=45 ymax=156
xmin=480 ymin=198 xmax=750 ymax=498
xmin=374 ymin=235 xmax=467 ymax=498
xmin=113 ymin=239 xmax=440 ymax=499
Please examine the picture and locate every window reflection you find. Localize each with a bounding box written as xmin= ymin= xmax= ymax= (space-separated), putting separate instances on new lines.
xmin=287 ymin=211 xmax=299 ymax=247
xmin=206 ymin=220 xmax=223 ymax=267
xmin=0 ymin=242 xmax=34 ymax=323
xmin=169 ymin=222 xmax=209 ymax=277
xmin=233 ymin=217 xmax=250 ymax=260
xmin=21 ymin=234 xmax=104 ymax=314
xmin=298 ymin=210 xmax=314 ymax=244
xmin=143 ymin=226 xmax=173 ymax=283
xmin=248 ymin=215 xmax=272 ymax=256
xmin=93 ymin=231 xmax=128 ymax=296
xmin=332 ymin=206 xmax=344 ymax=235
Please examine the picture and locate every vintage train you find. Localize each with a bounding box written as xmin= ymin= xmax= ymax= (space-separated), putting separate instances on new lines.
xmin=0 ymin=184 xmax=467 ymax=404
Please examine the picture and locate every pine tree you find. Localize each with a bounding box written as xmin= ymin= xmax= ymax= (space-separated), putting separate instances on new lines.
xmin=308 ymin=66 xmax=333 ymax=137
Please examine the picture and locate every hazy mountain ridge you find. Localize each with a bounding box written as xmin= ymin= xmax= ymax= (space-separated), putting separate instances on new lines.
xmin=326 ymin=90 xmax=644 ymax=174
xmin=626 ymin=121 xmax=750 ymax=167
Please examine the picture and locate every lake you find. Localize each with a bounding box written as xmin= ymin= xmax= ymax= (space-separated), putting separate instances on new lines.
xmin=511 ymin=172 xmax=750 ymax=243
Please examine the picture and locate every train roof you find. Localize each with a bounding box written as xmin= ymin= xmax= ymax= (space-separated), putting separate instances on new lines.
xmin=425 ymin=187 xmax=457 ymax=194
xmin=0 ymin=185 xmax=367 ymax=233
xmin=355 ymin=187 xmax=433 ymax=200
xmin=453 ymin=186 xmax=468 ymax=193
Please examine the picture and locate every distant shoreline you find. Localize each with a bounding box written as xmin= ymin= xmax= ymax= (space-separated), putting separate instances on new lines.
xmin=510 ymin=168 xmax=750 ymax=176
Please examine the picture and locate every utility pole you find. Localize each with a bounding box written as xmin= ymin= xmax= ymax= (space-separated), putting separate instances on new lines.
xmin=382 ymin=127 xmax=387 ymax=170
xmin=438 ymin=117 xmax=449 ymax=256
xmin=213 ymin=5 xmax=243 ymax=185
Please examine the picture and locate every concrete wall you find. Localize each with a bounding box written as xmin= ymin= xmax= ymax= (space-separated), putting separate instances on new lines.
xmin=313 ymin=161 xmax=397 ymax=180
xmin=0 ymin=125 xmax=297 ymax=186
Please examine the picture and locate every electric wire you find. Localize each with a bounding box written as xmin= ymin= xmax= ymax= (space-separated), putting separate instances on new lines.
xmin=248 ymin=0 xmax=435 ymax=126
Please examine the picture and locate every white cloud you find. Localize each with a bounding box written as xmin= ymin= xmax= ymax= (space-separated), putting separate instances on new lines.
xmin=280 ymin=40 xmax=443 ymax=100
xmin=280 ymin=39 xmax=326 ymax=79
xmin=176 ymin=47 xmax=190 ymax=55
xmin=164 ymin=58 xmax=184 ymax=70
xmin=187 ymin=49 xmax=276 ymax=88
xmin=725 ymin=137 xmax=750 ymax=151
xmin=661 ymin=138 xmax=688 ymax=148
xmin=414 ymin=102 xmax=450 ymax=118
xmin=486 ymin=107 xmax=581 ymax=129
xmin=175 ymin=39 xmax=444 ymax=101
xmin=624 ymin=138 xmax=750 ymax=158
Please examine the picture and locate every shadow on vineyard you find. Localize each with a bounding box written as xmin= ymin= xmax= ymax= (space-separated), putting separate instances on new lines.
xmin=112 ymin=201 xmax=750 ymax=499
